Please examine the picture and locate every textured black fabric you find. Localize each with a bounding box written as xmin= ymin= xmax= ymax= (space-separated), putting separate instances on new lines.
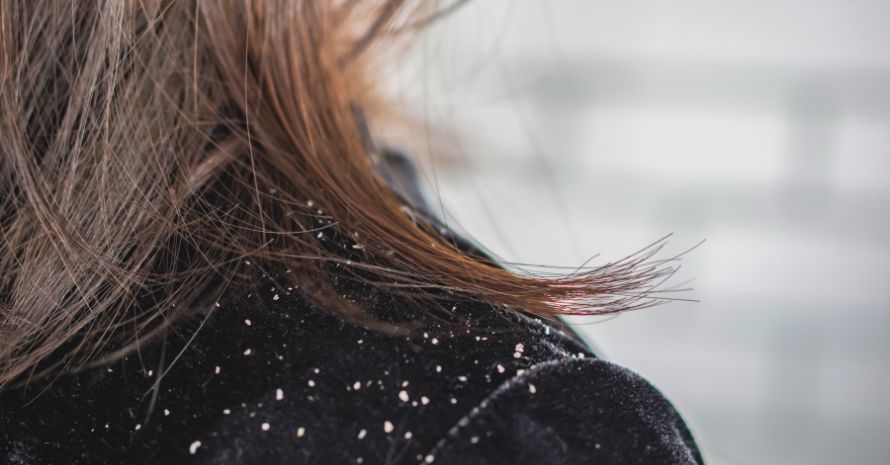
xmin=0 ymin=269 xmax=703 ymax=464
xmin=1 ymin=180 xmax=702 ymax=465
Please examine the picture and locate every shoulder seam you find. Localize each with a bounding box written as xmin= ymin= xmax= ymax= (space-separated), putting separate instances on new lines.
xmin=420 ymin=356 xmax=596 ymax=462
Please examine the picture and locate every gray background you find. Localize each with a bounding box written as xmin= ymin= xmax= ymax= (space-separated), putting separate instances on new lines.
xmin=390 ymin=1 xmax=890 ymax=464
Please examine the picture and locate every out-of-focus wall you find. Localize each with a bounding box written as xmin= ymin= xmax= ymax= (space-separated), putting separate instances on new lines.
xmin=391 ymin=1 xmax=890 ymax=464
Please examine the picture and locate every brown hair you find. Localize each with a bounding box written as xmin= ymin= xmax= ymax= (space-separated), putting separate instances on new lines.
xmin=0 ymin=0 xmax=680 ymax=388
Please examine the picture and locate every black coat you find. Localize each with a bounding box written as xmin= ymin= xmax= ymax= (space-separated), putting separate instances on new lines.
xmin=1 ymin=270 xmax=704 ymax=465
xmin=0 ymin=191 xmax=704 ymax=464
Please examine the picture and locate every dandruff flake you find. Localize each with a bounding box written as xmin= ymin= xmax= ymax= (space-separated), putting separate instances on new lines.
xmin=513 ymin=343 xmax=525 ymax=359
xmin=188 ymin=441 xmax=202 ymax=455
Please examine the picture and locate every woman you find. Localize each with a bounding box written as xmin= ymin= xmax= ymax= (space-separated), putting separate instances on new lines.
xmin=0 ymin=1 xmax=703 ymax=464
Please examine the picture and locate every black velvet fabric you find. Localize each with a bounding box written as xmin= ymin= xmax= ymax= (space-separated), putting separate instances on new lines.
xmin=1 ymin=271 xmax=703 ymax=464
xmin=1 ymin=178 xmax=703 ymax=464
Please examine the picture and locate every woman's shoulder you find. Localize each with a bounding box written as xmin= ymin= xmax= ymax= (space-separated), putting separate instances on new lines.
xmin=427 ymin=356 xmax=704 ymax=465
xmin=1 ymin=280 xmax=701 ymax=465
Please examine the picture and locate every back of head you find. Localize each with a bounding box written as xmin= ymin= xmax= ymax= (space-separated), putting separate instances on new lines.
xmin=0 ymin=0 xmax=673 ymax=388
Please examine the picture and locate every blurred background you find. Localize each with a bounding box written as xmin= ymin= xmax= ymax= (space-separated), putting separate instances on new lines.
xmin=388 ymin=1 xmax=890 ymax=464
